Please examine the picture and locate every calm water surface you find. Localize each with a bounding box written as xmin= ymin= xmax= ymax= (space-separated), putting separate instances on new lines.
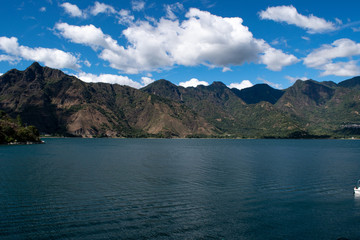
xmin=1 ymin=139 xmax=360 ymax=239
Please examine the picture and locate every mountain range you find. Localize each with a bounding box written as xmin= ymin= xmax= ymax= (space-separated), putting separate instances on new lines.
xmin=1 ymin=62 xmax=360 ymax=138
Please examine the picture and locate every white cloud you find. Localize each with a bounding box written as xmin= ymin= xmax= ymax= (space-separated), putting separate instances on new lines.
xmin=0 ymin=36 xmax=20 ymax=54
xmin=285 ymin=75 xmax=309 ymax=83
xmin=141 ymin=76 xmax=155 ymax=86
xmin=179 ymin=78 xmax=209 ymax=88
xmin=228 ymin=80 xmax=253 ymax=90
xmin=60 ymin=2 xmax=84 ymax=18
xmin=83 ymin=60 xmax=91 ymax=67
xmin=263 ymin=80 xmax=282 ymax=89
xmin=76 ymin=72 xmax=155 ymax=88
xmin=320 ymin=61 xmax=360 ymax=77
xmin=90 ymin=1 xmax=116 ymax=16
xmin=55 ymin=23 xmax=121 ymax=52
xmin=352 ymin=27 xmax=360 ymax=32
xmin=302 ymin=36 xmax=310 ymax=41
xmin=131 ymin=0 xmax=145 ymax=11
xmin=222 ymin=67 xmax=232 ymax=72
xmin=165 ymin=3 xmax=184 ymax=20
xmin=118 ymin=9 xmax=135 ymax=25
xmin=0 ymin=36 xmax=80 ymax=70
xmin=259 ymin=5 xmax=337 ymax=34
xmin=0 ymin=54 xmax=20 ymax=63
xmin=260 ymin=47 xmax=299 ymax=71
xmin=304 ymin=39 xmax=360 ymax=68
xmin=304 ymin=38 xmax=360 ymax=76
xmin=55 ymin=8 xmax=297 ymax=74
xmin=39 ymin=7 xmax=46 ymax=12
xmin=61 ymin=2 xmax=118 ymax=18
xmin=76 ymin=72 xmax=143 ymax=88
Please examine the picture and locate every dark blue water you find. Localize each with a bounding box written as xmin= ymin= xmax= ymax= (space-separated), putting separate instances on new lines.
xmin=1 ymin=139 xmax=360 ymax=239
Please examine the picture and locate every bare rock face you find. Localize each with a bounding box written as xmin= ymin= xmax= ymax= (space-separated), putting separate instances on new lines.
xmin=2 ymin=62 xmax=360 ymax=138
xmin=0 ymin=62 xmax=215 ymax=138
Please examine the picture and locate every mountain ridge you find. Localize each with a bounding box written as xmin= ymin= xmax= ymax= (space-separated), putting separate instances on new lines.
xmin=0 ymin=63 xmax=215 ymax=138
xmin=1 ymin=62 xmax=360 ymax=138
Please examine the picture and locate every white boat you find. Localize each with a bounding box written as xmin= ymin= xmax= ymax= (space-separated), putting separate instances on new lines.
xmin=354 ymin=180 xmax=360 ymax=194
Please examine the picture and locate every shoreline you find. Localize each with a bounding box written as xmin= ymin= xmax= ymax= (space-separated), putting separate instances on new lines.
xmin=2 ymin=140 xmax=45 ymax=146
xmin=39 ymin=136 xmax=360 ymax=140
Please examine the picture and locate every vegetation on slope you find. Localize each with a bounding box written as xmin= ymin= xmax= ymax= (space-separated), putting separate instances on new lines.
xmin=0 ymin=111 xmax=41 ymax=144
xmin=1 ymin=62 xmax=360 ymax=139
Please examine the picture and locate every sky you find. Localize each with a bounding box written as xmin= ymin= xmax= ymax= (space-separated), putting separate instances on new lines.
xmin=0 ymin=0 xmax=360 ymax=90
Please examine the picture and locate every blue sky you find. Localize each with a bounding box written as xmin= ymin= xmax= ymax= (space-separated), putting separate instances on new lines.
xmin=0 ymin=0 xmax=360 ymax=90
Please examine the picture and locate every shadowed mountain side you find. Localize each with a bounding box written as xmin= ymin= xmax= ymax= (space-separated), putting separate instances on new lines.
xmin=0 ymin=110 xmax=41 ymax=144
xmin=338 ymin=76 xmax=360 ymax=89
xmin=0 ymin=62 xmax=215 ymax=138
xmin=2 ymin=62 xmax=360 ymax=138
xmin=231 ymin=84 xmax=285 ymax=105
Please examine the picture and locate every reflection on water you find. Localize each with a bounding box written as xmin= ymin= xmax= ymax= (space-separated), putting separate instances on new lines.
xmin=1 ymin=139 xmax=360 ymax=239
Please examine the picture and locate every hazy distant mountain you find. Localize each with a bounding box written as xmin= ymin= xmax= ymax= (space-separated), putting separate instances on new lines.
xmin=143 ymin=79 xmax=302 ymax=137
xmin=1 ymin=62 xmax=360 ymax=138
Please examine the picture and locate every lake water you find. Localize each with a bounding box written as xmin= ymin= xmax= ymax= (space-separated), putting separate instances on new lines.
xmin=1 ymin=139 xmax=360 ymax=239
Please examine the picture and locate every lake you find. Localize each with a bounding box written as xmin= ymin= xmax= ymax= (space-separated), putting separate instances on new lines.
xmin=1 ymin=139 xmax=360 ymax=239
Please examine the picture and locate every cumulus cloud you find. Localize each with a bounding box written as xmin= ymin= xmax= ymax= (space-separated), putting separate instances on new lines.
xmin=141 ymin=76 xmax=155 ymax=86
xmin=55 ymin=23 xmax=121 ymax=52
xmin=0 ymin=54 xmax=20 ymax=63
xmin=90 ymin=1 xmax=116 ymax=16
xmin=61 ymin=2 xmax=118 ymax=18
xmin=76 ymin=72 xmax=155 ymax=88
xmin=259 ymin=5 xmax=337 ymax=34
xmin=320 ymin=61 xmax=360 ymax=77
xmin=55 ymin=8 xmax=297 ymax=73
xmin=0 ymin=36 xmax=80 ymax=69
xmin=304 ymin=38 xmax=360 ymax=76
xmin=60 ymin=2 xmax=84 ymax=18
xmin=304 ymin=38 xmax=360 ymax=68
xmin=260 ymin=47 xmax=299 ymax=71
xmin=76 ymin=72 xmax=143 ymax=88
xmin=179 ymin=78 xmax=209 ymax=88
xmin=228 ymin=80 xmax=253 ymax=90
xmin=39 ymin=7 xmax=46 ymax=12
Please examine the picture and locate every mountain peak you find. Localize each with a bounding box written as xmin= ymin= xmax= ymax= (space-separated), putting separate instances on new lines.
xmin=141 ymin=79 xmax=183 ymax=102
xmin=142 ymin=79 xmax=178 ymax=90
xmin=27 ymin=62 xmax=42 ymax=71
xmin=210 ymin=81 xmax=227 ymax=88
xmin=232 ymin=83 xmax=284 ymax=104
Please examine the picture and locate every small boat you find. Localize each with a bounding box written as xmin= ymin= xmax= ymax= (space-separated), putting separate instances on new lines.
xmin=354 ymin=180 xmax=360 ymax=194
